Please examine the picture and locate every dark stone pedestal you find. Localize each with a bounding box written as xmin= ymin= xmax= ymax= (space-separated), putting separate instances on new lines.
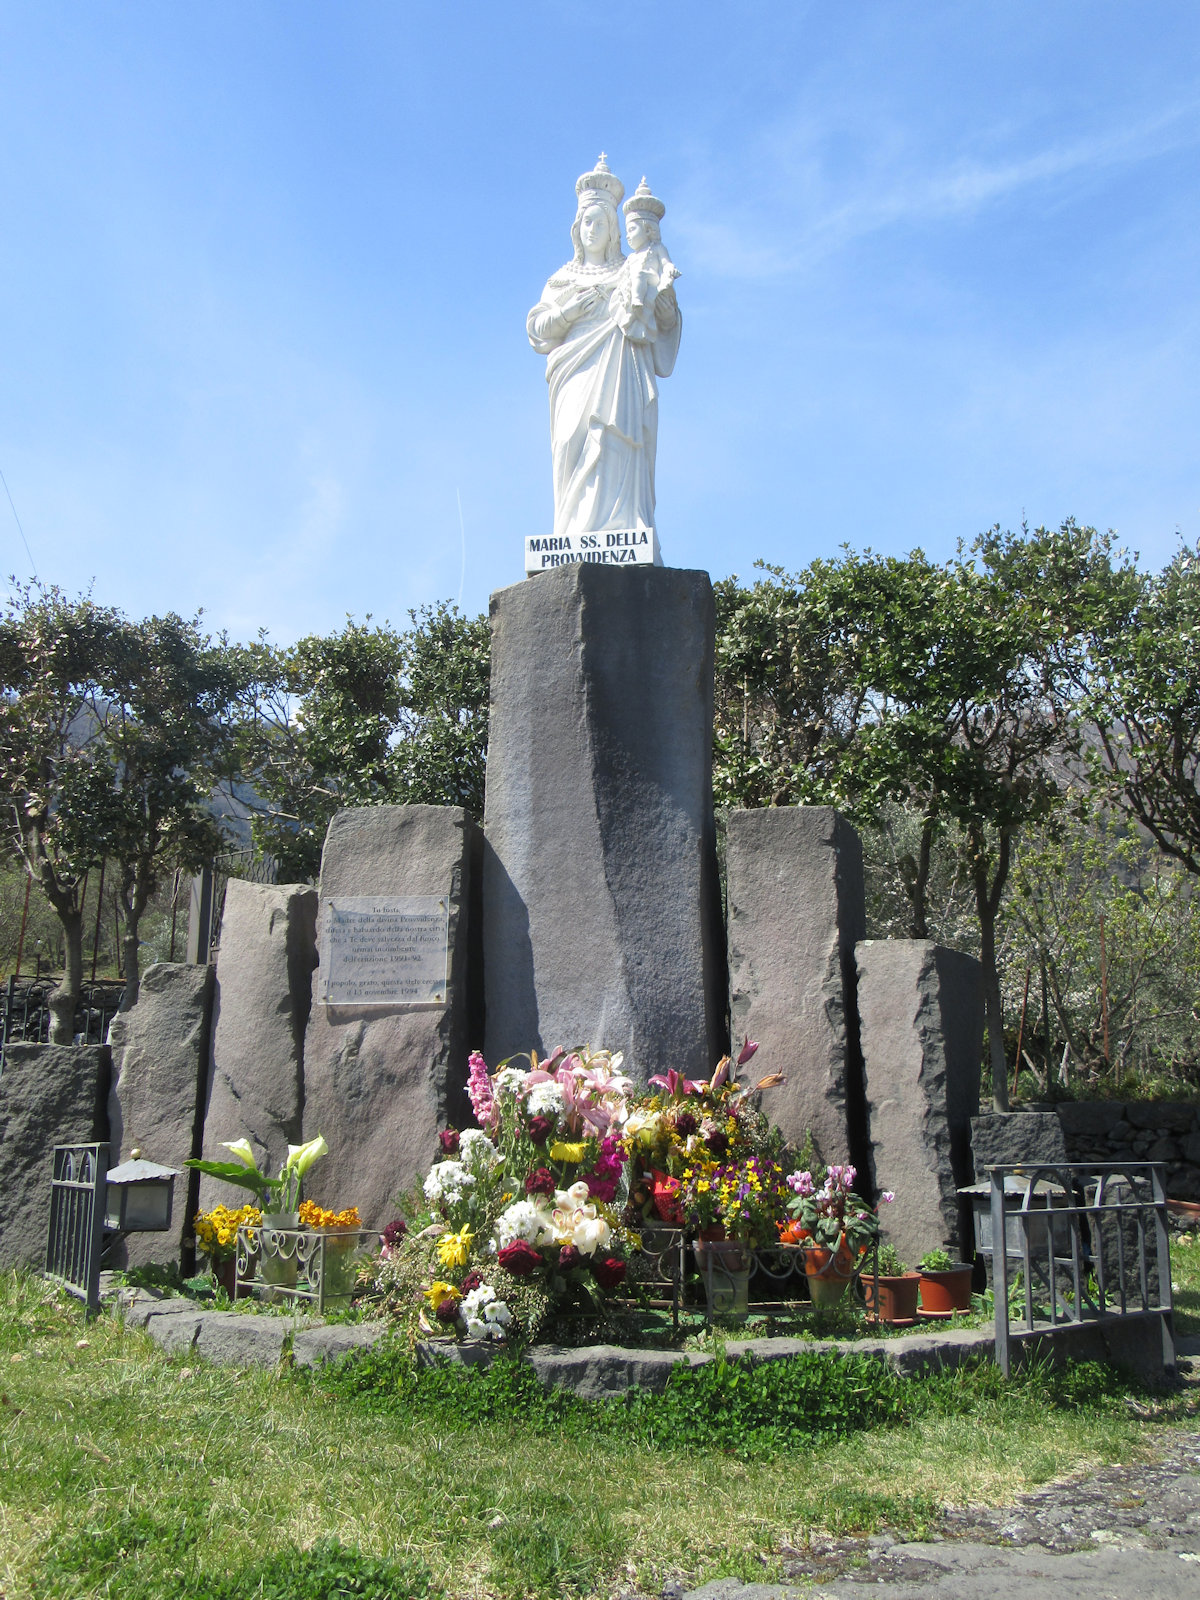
xmin=482 ymin=565 xmax=725 ymax=1083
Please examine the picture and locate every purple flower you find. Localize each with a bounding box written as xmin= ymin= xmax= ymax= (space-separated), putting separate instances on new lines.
xmin=524 ymin=1166 xmax=555 ymax=1197
xmin=435 ymin=1297 xmax=459 ymax=1323
xmin=438 ymin=1128 xmax=461 ymax=1156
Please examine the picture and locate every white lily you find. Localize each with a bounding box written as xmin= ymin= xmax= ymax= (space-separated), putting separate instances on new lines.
xmin=222 ymin=1139 xmax=259 ymax=1170
xmin=284 ymin=1134 xmax=328 ymax=1176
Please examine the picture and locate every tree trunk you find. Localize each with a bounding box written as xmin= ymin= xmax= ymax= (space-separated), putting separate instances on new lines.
xmin=909 ymin=810 xmax=936 ymax=939
xmin=117 ymin=864 xmax=153 ymax=1012
xmin=47 ymin=906 xmax=83 ymax=1044
xmin=971 ymin=824 xmax=1012 ymax=1114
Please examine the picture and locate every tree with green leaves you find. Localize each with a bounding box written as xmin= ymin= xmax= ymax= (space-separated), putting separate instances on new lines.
xmin=1086 ymin=540 xmax=1200 ymax=877
xmin=238 ymin=602 xmax=490 ymax=882
xmin=0 ymin=584 xmax=244 ymax=1034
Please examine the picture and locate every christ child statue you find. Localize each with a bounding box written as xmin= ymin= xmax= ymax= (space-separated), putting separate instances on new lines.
xmin=616 ymin=177 xmax=680 ymax=344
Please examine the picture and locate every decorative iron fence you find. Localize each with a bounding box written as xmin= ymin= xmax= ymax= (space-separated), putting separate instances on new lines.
xmin=45 ymin=1143 xmax=108 ymax=1317
xmin=978 ymin=1162 xmax=1174 ymax=1377
xmin=1 ymin=975 xmax=125 ymax=1058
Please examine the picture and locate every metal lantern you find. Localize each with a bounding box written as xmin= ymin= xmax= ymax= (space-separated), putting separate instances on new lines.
xmin=103 ymin=1151 xmax=179 ymax=1233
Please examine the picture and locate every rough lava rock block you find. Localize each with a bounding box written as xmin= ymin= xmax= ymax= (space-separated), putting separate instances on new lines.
xmin=199 ymin=881 xmax=318 ymax=1213
xmin=971 ymin=1111 xmax=1067 ymax=1173
xmin=483 ymin=564 xmax=725 ymax=1083
xmin=303 ymin=805 xmax=481 ymax=1228
xmin=0 ymin=1043 xmax=109 ymax=1269
xmin=857 ymin=940 xmax=983 ymax=1266
xmin=108 ymin=962 xmax=213 ymax=1267
xmin=725 ymin=807 xmax=866 ymax=1164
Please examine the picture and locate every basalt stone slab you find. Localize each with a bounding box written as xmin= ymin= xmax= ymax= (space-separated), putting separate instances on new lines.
xmin=303 ymin=805 xmax=481 ymax=1228
xmin=970 ymin=1112 xmax=1067 ymax=1174
xmin=0 ymin=1043 xmax=110 ymax=1269
xmin=725 ymin=807 xmax=866 ymax=1164
xmin=482 ymin=564 xmax=725 ymax=1083
xmin=193 ymin=1311 xmax=290 ymax=1368
xmin=291 ymin=1321 xmax=392 ymax=1368
xmin=857 ymin=941 xmax=983 ymax=1267
xmin=199 ymin=882 xmax=318 ymax=1213
xmin=108 ymin=963 xmax=213 ymax=1268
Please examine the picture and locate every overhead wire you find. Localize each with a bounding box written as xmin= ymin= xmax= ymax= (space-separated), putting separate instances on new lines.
xmin=0 ymin=463 xmax=37 ymax=577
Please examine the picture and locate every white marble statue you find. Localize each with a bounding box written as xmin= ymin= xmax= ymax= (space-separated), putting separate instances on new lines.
xmin=527 ymin=156 xmax=681 ymax=543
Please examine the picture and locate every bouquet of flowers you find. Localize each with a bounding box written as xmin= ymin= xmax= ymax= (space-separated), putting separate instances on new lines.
xmin=680 ymin=1154 xmax=789 ymax=1245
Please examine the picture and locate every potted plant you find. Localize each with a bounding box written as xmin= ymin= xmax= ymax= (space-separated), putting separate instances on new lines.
xmin=784 ymin=1165 xmax=895 ymax=1308
xmin=917 ymin=1247 xmax=974 ymax=1314
xmin=682 ymin=1154 xmax=789 ymax=1319
xmin=191 ymin=1202 xmax=261 ymax=1298
xmin=298 ymin=1200 xmax=364 ymax=1308
xmin=861 ymin=1242 xmax=920 ymax=1324
xmin=186 ymin=1136 xmax=329 ymax=1296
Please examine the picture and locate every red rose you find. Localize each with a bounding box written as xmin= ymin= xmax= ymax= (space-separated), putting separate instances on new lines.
xmin=498 ymin=1240 xmax=543 ymax=1277
xmin=435 ymin=1297 xmax=460 ymax=1322
xmin=558 ymin=1245 xmax=582 ymax=1272
xmin=459 ymin=1270 xmax=482 ymax=1295
xmin=524 ymin=1166 xmax=556 ymax=1197
xmin=592 ymin=1256 xmax=626 ymax=1290
xmin=381 ymin=1218 xmax=407 ymax=1248
xmin=439 ymin=1128 xmax=461 ymax=1155
xmin=527 ymin=1115 xmax=553 ymax=1146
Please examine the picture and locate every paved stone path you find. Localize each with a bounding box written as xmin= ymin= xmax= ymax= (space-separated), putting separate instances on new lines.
xmin=677 ymin=1427 xmax=1200 ymax=1600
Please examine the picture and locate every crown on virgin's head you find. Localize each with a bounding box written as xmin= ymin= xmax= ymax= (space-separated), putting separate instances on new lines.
xmin=623 ymin=177 xmax=666 ymax=221
xmin=575 ymin=152 xmax=625 ymax=206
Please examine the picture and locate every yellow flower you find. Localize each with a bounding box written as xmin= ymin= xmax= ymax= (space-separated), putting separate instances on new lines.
xmin=550 ymin=1141 xmax=587 ymax=1164
xmin=436 ymin=1226 xmax=473 ymax=1270
xmin=424 ymin=1280 xmax=461 ymax=1311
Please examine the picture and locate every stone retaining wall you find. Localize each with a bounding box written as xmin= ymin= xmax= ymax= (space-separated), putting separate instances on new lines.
xmin=1051 ymin=1102 xmax=1200 ymax=1201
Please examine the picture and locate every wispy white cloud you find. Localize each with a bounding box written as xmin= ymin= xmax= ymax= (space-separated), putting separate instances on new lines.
xmin=675 ymin=99 xmax=1200 ymax=282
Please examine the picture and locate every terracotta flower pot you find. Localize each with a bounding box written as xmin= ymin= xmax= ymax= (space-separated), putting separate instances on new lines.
xmin=917 ymin=1264 xmax=974 ymax=1314
xmin=862 ymin=1272 xmax=920 ymax=1324
xmin=209 ymin=1256 xmax=237 ymax=1299
xmin=803 ymin=1243 xmax=856 ymax=1307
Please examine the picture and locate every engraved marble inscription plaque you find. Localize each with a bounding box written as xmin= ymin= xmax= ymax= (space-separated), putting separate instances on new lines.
xmin=318 ymin=896 xmax=449 ymax=1006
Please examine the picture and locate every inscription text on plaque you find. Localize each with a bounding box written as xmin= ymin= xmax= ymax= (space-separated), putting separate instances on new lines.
xmin=319 ymin=895 xmax=450 ymax=1007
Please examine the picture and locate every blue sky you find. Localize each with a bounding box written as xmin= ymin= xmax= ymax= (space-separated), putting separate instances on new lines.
xmin=2 ymin=2 xmax=1198 ymax=643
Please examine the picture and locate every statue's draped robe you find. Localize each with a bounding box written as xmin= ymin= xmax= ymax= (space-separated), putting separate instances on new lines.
xmin=528 ymin=261 xmax=681 ymax=541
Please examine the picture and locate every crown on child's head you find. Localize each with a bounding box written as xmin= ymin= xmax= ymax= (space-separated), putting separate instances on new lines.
xmin=576 ymin=152 xmax=625 ymax=207
xmin=622 ymin=177 xmax=666 ymax=221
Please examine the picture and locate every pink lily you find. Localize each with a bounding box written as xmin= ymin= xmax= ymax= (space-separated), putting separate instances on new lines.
xmin=648 ymin=1067 xmax=706 ymax=1100
xmin=736 ymin=1037 xmax=759 ymax=1068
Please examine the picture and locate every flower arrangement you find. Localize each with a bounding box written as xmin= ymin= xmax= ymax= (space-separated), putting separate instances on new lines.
xmin=364 ymin=1038 xmax=797 ymax=1341
xmin=192 ymin=1203 xmax=261 ymax=1263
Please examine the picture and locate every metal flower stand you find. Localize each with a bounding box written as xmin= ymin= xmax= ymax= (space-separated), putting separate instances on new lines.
xmin=235 ymin=1224 xmax=375 ymax=1313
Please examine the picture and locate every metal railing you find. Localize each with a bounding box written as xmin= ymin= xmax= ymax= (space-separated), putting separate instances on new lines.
xmin=1 ymin=976 xmax=124 ymax=1058
xmin=45 ymin=1143 xmax=108 ymax=1317
xmin=982 ymin=1163 xmax=1174 ymax=1376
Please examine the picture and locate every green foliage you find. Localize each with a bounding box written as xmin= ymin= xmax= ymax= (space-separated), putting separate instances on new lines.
xmin=239 ymin=602 xmax=489 ymax=880
xmin=875 ymin=1243 xmax=908 ymax=1276
xmin=34 ymin=1523 xmax=438 ymax=1600
xmin=1088 ymin=540 xmax=1200 ymax=877
xmin=918 ymin=1248 xmax=955 ymax=1272
xmin=0 ymin=582 xmax=247 ymax=1020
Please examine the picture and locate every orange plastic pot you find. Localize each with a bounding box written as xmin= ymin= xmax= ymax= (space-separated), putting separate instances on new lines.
xmin=917 ymin=1265 xmax=974 ymax=1314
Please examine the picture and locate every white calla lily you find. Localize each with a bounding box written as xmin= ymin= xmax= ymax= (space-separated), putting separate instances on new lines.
xmin=222 ymin=1139 xmax=258 ymax=1170
xmin=285 ymin=1135 xmax=328 ymax=1175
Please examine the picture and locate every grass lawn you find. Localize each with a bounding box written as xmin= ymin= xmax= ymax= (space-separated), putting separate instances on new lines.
xmin=0 ymin=1269 xmax=1197 ymax=1600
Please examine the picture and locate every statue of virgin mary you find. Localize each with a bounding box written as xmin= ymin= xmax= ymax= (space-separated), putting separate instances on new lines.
xmin=527 ymin=156 xmax=681 ymax=545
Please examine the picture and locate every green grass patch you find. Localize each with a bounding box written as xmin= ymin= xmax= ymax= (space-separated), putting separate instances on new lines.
xmin=0 ymin=1268 xmax=1195 ymax=1600
xmin=1173 ymin=1230 xmax=1200 ymax=1337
